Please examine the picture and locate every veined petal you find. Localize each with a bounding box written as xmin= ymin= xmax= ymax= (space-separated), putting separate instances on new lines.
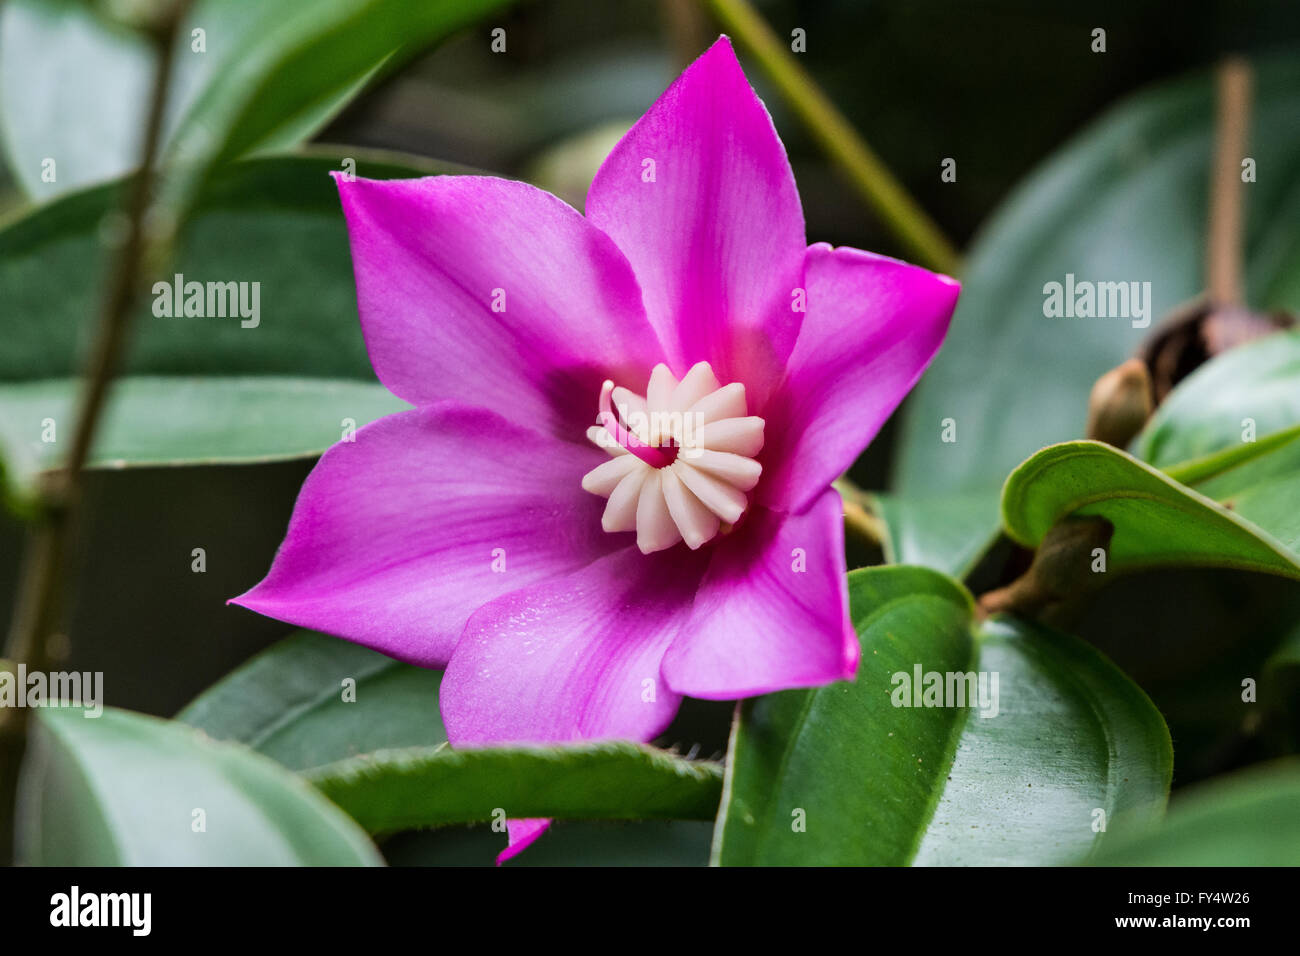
xmin=334 ymin=174 xmax=665 ymax=440
xmin=231 ymin=405 xmax=618 ymax=666
xmin=662 ymin=488 xmax=858 ymax=698
xmin=760 ymin=243 xmax=960 ymax=514
xmin=441 ymin=545 xmax=707 ymax=746
xmin=444 ymin=546 xmax=704 ymax=865
xmin=586 ymin=36 xmax=806 ymax=409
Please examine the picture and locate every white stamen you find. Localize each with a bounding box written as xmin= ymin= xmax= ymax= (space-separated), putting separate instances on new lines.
xmin=582 ymin=361 xmax=765 ymax=554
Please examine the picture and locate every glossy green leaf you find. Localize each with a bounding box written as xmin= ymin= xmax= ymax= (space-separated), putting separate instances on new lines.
xmin=160 ymin=0 xmax=516 ymax=213
xmin=714 ymin=565 xmax=1171 ymax=865
xmin=0 ymin=0 xmax=347 ymax=198
xmin=1092 ymin=761 xmax=1300 ymax=865
xmin=1136 ymin=328 xmax=1300 ymax=467
xmin=871 ymin=491 xmax=1001 ymax=578
xmin=18 ymin=706 xmax=382 ymax=865
xmin=0 ymin=0 xmax=508 ymax=200
xmin=895 ymin=53 xmax=1300 ymax=495
xmin=179 ymin=629 xmax=444 ymax=772
xmin=0 ymin=151 xmax=450 ymax=506
xmin=0 ymin=376 xmax=406 ymax=477
xmin=309 ymin=742 xmax=724 ymax=833
xmin=1002 ymin=439 xmax=1300 ymax=578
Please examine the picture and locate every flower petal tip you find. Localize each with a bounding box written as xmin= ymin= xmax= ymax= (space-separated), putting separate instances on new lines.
xmin=497 ymin=819 xmax=551 ymax=864
xmin=225 ymin=588 xmax=257 ymax=610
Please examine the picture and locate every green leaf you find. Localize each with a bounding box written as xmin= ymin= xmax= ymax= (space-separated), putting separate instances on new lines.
xmin=1002 ymin=439 xmax=1300 ymax=578
xmin=1136 ymin=328 xmax=1300 ymax=467
xmin=1091 ymin=760 xmax=1300 ymax=865
xmin=0 ymin=0 xmax=344 ymax=198
xmin=178 ymin=629 xmax=444 ymax=772
xmin=0 ymin=151 xmax=450 ymax=507
xmin=0 ymin=376 xmax=406 ymax=477
xmin=714 ymin=565 xmax=1171 ymax=865
xmin=894 ymin=52 xmax=1300 ymax=494
xmin=18 ymin=705 xmax=382 ymax=865
xmin=0 ymin=0 xmax=509 ymax=200
xmin=160 ymin=0 xmax=517 ymax=213
xmin=871 ymin=491 xmax=1001 ymax=579
xmin=308 ymin=742 xmax=724 ymax=833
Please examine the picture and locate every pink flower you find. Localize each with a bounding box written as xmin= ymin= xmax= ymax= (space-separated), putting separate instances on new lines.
xmin=232 ymin=36 xmax=958 ymax=860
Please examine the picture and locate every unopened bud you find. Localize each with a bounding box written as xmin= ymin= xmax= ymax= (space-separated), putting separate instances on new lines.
xmin=1086 ymin=359 xmax=1153 ymax=449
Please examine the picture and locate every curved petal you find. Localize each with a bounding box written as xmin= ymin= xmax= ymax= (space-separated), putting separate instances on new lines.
xmin=334 ymin=173 xmax=666 ymax=440
xmin=585 ymin=36 xmax=806 ymax=409
xmin=231 ymin=404 xmax=618 ymax=667
xmin=662 ymin=488 xmax=858 ymax=699
xmin=500 ymin=819 xmax=550 ymax=865
xmin=441 ymin=545 xmax=708 ymax=746
xmin=759 ymin=243 xmax=960 ymax=514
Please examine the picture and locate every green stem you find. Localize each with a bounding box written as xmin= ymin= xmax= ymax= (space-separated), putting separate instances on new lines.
xmin=705 ymin=0 xmax=961 ymax=276
xmin=0 ymin=2 xmax=189 ymax=864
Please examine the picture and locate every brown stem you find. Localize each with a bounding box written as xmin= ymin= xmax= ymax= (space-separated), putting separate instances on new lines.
xmin=660 ymin=0 xmax=711 ymax=68
xmin=978 ymin=517 xmax=1114 ymax=619
xmin=704 ymin=0 xmax=961 ymax=275
xmin=834 ymin=479 xmax=886 ymax=549
xmin=0 ymin=4 xmax=189 ymax=864
xmin=1206 ymin=57 xmax=1251 ymax=307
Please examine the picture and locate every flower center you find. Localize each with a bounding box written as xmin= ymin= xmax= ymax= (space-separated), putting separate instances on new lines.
xmin=581 ymin=361 xmax=765 ymax=554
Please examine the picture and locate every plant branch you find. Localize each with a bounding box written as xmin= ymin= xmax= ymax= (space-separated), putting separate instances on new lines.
xmin=1206 ymin=57 xmax=1251 ymax=307
xmin=834 ymin=478 xmax=886 ymax=550
xmin=705 ymin=0 xmax=961 ymax=276
xmin=0 ymin=2 xmax=189 ymax=864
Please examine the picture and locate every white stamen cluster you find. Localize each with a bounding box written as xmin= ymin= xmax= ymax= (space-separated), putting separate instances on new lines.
xmin=582 ymin=361 xmax=765 ymax=554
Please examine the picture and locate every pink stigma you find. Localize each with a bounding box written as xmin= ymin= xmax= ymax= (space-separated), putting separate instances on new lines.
xmin=598 ymin=380 xmax=678 ymax=468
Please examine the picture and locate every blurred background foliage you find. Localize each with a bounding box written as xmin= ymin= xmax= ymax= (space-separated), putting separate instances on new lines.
xmin=3 ymin=0 xmax=1300 ymax=865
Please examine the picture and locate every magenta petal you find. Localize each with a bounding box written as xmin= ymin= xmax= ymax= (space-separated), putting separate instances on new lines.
xmin=759 ymin=243 xmax=960 ymax=514
xmin=662 ymin=488 xmax=858 ymax=699
xmin=231 ymin=404 xmax=618 ymax=667
xmin=498 ymin=819 xmax=550 ymax=865
xmin=585 ymin=36 xmax=806 ymax=408
xmin=441 ymin=545 xmax=708 ymax=746
xmin=334 ymin=173 xmax=665 ymax=440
